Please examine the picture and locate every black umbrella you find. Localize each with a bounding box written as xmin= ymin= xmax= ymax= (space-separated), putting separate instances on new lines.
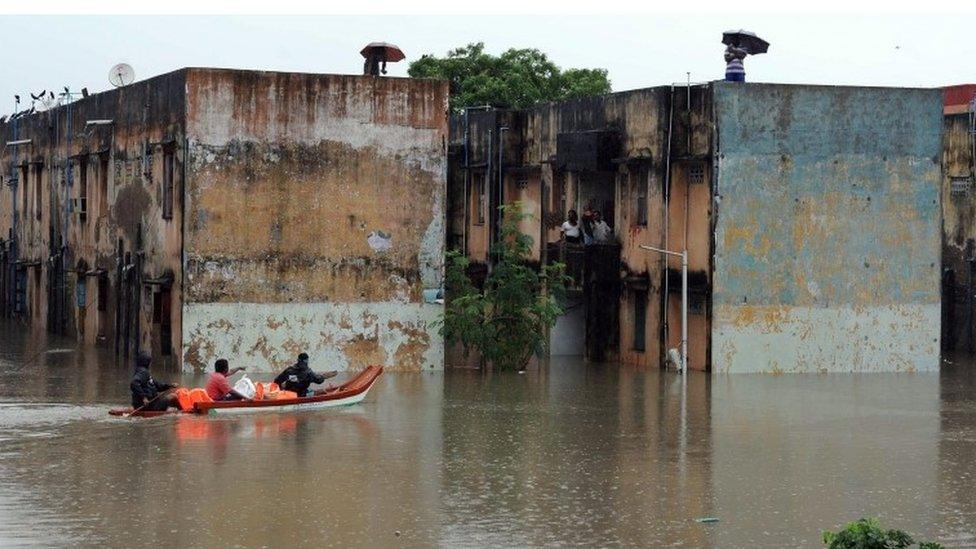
xmin=722 ymin=29 xmax=769 ymax=55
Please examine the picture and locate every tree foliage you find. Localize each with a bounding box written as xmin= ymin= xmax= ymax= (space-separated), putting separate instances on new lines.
xmin=440 ymin=203 xmax=568 ymax=371
xmin=408 ymin=42 xmax=611 ymax=111
xmin=823 ymin=518 xmax=943 ymax=549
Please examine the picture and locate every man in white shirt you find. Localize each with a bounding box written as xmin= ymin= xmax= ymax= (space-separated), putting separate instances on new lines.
xmin=561 ymin=209 xmax=582 ymax=244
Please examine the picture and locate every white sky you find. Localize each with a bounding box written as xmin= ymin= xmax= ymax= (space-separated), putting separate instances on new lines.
xmin=0 ymin=12 xmax=974 ymax=113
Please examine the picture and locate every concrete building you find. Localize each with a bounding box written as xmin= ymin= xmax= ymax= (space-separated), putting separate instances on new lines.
xmin=448 ymin=82 xmax=943 ymax=373
xmin=941 ymin=84 xmax=976 ymax=354
xmin=0 ymin=68 xmax=448 ymax=372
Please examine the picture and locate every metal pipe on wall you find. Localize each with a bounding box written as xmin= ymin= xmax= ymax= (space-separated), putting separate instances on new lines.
xmin=8 ymin=98 xmax=17 ymax=317
xmin=662 ymin=85 xmax=675 ymax=363
xmin=499 ymin=125 xmax=509 ymax=233
xmin=463 ymin=109 xmax=469 ymax=255
xmin=486 ymin=126 xmax=493 ymax=269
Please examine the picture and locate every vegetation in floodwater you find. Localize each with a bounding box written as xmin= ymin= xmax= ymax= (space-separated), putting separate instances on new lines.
xmin=822 ymin=518 xmax=943 ymax=549
xmin=439 ymin=202 xmax=569 ymax=371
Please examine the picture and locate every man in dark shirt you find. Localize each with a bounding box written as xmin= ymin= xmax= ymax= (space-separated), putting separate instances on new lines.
xmin=273 ymin=353 xmax=337 ymax=397
xmin=130 ymin=352 xmax=180 ymax=411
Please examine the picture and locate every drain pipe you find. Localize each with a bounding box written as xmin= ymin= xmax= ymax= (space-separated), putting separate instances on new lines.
xmin=641 ymin=244 xmax=687 ymax=375
xmin=662 ymin=85 xmax=675 ymax=360
xmin=498 ymin=125 xmax=509 ymax=234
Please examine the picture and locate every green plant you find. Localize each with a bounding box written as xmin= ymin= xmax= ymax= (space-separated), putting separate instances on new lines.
xmin=822 ymin=518 xmax=943 ymax=549
xmin=408 ymin=42 xmax=611 ymax=111
xmin=440 ymin=202 xmax=568 ymax=370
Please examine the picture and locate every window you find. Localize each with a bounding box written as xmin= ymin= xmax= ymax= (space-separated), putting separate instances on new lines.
xmin=162 ymin=147 xmax=174 ymax=220
xmin=32 ymin=266 xmax=41 ymax=316
xmin=97 ymin=273 xmax=108 ymax=312
xmin=99 ymin=154 xmax=109 ymax=216
xmin=34 ymin=165 xmax=43 ymax=221
xmin=633 ymin=289 xmax=647 ymax=352
xmin=689 ymin=162 xmax=706 ymax=185
xmin=153 ymin=289 xmax=163 ymax=323
xmin=76 ymin=278 xmax=87 ymax=309
xmin=472 ymin=172 xmax=486 ymax=225
xmin=160 ymin=288 xmax=172 ymax=356
xmin=951 ymin=176 xmax=971 ymax=196
xmin=633 ymin=168 xmax=647 ymax=226
xmin=78 ymin=156 xmax=88 ymax=221
xmin=19 ymin=165 xmax=27 ymax=217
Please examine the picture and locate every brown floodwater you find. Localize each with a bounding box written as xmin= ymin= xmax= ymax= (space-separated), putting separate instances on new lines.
xmin=1 ymin=319 xmax=975 ymax=548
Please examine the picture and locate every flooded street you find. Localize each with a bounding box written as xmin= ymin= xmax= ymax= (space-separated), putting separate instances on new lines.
xmin=2 ymin=320 xmax=976 ymax=547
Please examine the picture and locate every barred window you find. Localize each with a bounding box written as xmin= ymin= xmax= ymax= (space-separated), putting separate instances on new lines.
xmin=162 ymin=147 xmax=174 ymax=220
xmin=634 ymin=169 xmax=648 ymax=226
xmin=689 ymin=162 xmax=706 ymax=185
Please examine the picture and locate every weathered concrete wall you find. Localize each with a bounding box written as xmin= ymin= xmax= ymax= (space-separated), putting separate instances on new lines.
xmin=0 ymin=71 xmax=186 ymax=367
xmin=941 ymin=111 xmax=975 ymax=352
xmin=446 ymin=87 xmax=715 ymax=368
xmin=182 ymin=69 xmax=447 ymax=373
xmin=526 ymin=91 xmax=671 ymax=365
xmin=712 ymin=83 xmax=943 ymax=373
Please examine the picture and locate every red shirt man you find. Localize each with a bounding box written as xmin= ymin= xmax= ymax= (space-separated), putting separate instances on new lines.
xmin=205 ymin=359 xmax=248 ymax=401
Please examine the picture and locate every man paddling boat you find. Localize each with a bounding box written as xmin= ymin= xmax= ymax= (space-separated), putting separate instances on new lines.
xmin=130 ymin=353 xmax=180 ymax=411
xmin=273 ymin=352 xmax=338 ymax=397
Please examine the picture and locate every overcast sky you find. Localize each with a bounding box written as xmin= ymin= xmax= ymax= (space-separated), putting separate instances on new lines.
xmin=1 ymin=14 xmax=973 ymax=112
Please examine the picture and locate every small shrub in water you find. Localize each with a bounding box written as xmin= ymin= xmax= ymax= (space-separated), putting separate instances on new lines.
xmin=439 ymin=202 xmax=568 ymax=371
xmin=822 ymin=517 xmax=943 ymax=549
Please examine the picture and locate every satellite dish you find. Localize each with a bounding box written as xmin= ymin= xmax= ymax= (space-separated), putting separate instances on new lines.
xmin=108 ymin=63 xmax=135 ymax=88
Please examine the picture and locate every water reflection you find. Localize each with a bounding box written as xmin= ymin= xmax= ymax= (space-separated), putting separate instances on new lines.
xmin=1 ymin=320 xmax=975 ymax=547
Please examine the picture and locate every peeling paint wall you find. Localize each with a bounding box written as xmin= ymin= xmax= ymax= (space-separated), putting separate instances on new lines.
xmin=712 ymin=83 xmax=943 ymax=373
xmin=182 ymin=69 xmax=448 ymax=373
xmin=940 ymin=110 xmax=975 ymax=352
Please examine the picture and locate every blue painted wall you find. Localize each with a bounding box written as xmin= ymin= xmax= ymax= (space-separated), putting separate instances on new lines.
xmin=712 ymin=83 xmax=943 ymax=373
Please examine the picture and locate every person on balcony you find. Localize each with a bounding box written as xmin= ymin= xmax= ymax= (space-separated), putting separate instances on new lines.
xmin=561 ymin=209 xmax=582 ymax=244
xmin=591 ymin=211 xmax=613 ymax=243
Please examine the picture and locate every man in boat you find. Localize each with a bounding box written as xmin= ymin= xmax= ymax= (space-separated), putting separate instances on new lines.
xmin=205 ymin=358 xmax=251 ymax=401
xmin=130 ymin=352 xmax=180 ymax=411
xmin=273 ymin=353 xmax=338 ymax=397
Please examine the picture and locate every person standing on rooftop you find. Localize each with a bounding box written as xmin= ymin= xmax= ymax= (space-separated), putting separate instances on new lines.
xmin=724 ymin=41 xmax=748 ymax=82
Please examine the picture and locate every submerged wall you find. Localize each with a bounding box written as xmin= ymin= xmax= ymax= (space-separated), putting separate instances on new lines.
xmin=181 ymin=69 xmax=448 ymax=372
xmin=711 ymin=83 xmax=943 ymax=373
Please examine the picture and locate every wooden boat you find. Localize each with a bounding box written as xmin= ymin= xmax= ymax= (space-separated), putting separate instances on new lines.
xmin=109 ymin=365 xmax=383 ymax=417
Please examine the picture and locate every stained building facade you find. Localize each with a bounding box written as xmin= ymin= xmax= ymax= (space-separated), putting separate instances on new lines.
xmin=941 ymin=84 xmax=976 ymax=355
xmin=0 ymin=68 xmax=448 ymax=372
xmin=448 ymin=82 xmax=943 ymax=373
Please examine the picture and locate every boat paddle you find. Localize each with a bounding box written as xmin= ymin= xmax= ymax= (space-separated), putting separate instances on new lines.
xmin=123 ymin=387 xmax=177 ymax=418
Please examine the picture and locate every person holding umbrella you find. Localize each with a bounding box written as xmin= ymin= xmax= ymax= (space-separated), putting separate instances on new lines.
xmin=721 ymin=30 xmax=770 ymax=83
xmin=724 ymin=41 xmax=748 ymax=82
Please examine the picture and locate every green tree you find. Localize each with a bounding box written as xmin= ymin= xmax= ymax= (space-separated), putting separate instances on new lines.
xmin=408 ymin=42 xmax=611 ymax=111
xmin=440 ymin=203 xmax=568 ymax=371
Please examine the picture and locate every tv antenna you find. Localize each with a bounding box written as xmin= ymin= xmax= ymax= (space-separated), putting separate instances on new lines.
xmin=40 ymin=91 xmax=58 ymax=111
xmin=108 ymin=63 xmax=135 ymax=88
